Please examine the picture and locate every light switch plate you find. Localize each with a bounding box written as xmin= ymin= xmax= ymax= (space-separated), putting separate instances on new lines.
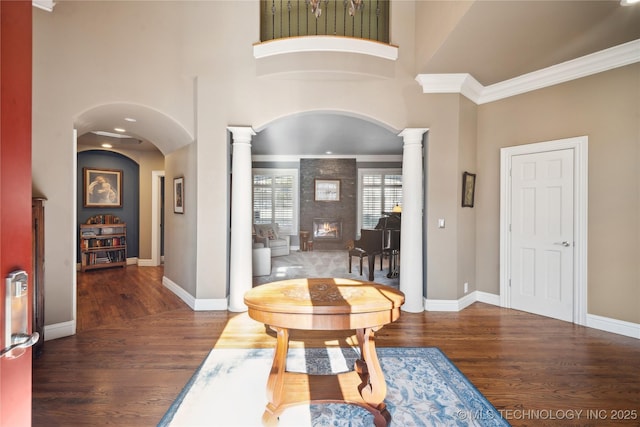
xmin=438 ymin=219 xmax=445 ymax=228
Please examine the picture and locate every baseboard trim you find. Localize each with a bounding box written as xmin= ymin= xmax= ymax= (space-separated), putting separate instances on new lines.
xmin=162 ymin=276 xmax=228 ymax=311
xmin=476 ymin=291 xmax=501 ymax=306
xmin=193 ymin=298 xmax=228 ymax=311
xmin=425 ymin=291 xmax=639 ymax=340
xmin=423 ymin=290 xmax=504 ymax=311
xmin=44 ymin=320 xmax=76 ymax=341
xmin=586 ymin=313 xmax=640 ymax=340
xmin=45 ymin=287 xmax=639 ymax=341
xmin=424 ymin=291 xmax=489 ymax=312
xmin=137 ymin=258 xmax=157 ymax=267
xmin=423 ymin=298 xmax=456 ymax=311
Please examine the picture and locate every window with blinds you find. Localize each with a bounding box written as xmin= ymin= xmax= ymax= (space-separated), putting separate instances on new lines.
xmin=358 ymin=169 xmax=402 ymax=230
xmin=252 ymin=169 xmax=299 ymax=235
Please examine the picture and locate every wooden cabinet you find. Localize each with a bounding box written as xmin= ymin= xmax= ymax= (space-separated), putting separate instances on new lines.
xmin=32 ymin=197 xmax=46 ymax=358
xmin=80 ymin=223 xmax=127 ymax=272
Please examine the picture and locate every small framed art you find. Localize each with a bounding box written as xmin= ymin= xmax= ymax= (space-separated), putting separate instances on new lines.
xmin=462 ymin=172 xmax=476 ymax=208
xmin=314 ymin=179 xmax=340 ymax=202
xmin=174 ymin=177 xmax=184 ymax=213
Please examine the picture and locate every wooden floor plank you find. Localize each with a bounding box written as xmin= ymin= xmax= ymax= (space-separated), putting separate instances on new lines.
xmin=33 ymin=266 xmax=640 ymax=426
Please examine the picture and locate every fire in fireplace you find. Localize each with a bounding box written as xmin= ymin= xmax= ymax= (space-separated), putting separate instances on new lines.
xmin=313 ymin=218 xmax=342 ymax=240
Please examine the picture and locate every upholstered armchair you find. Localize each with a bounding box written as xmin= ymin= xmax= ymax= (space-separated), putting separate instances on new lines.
xmin=253 ymin=223 xmax=291 ymax=257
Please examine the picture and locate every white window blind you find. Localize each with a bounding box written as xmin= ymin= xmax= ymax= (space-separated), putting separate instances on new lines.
xmin=359 ymin=169 xmax=402 ymax=230
xmin=252 ymin=169 xmax=298 ymax=235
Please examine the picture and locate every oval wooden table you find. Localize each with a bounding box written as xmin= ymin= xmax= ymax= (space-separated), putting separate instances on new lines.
xmin=244 ymin=278 xmax=405 ymax=427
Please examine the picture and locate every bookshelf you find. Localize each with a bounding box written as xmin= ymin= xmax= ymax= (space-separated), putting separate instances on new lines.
xmin=80 ymin=217 xmax=127 ymax=272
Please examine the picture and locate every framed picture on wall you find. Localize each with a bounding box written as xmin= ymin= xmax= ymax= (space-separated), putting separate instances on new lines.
xmin=174 ymin=177 xmax=184 ymax=213
xmin=462 ymin=171 xmax=476 ymax=208
xmin=314 ymin=179 xmax=341 ymax=201
xmin=83 ymin=168 xmax=123 ymax=208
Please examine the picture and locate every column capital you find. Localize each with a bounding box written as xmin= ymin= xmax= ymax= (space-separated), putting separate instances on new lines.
xmin=227 ymin=126 xmax=256 ymax=144
xmin=398 ymin=128 xmax=428 ymax=146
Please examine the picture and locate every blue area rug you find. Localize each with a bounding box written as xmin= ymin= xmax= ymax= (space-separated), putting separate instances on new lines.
xmin=159 ymin=347 xmax=509 ymax=427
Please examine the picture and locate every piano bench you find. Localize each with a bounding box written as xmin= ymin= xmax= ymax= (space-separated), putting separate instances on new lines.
xmin=348 ymin=248 xmax=368 ymax=275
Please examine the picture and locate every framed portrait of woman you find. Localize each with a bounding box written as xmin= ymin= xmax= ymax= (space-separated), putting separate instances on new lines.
xmin=83 ymin=168 xmax=123 ymax=208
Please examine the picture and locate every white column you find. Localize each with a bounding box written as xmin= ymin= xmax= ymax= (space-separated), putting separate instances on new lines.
xmin=227 ymin=126 xmax=256 ymax=312
xmin=398 ymin=128 xmax=428 ymax=312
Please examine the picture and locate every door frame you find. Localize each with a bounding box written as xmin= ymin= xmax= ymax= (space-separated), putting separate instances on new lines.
xmin=499 ymin=136 xmax=588 ymax=325
xmin=151 ymin=170 xmax=165 ymax=266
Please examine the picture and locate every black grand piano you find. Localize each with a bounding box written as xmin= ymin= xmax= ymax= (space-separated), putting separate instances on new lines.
xmin=376 ymin=212 xmax=401 ymax=278
xmin=349 ymin=213 xmax=400 ymax=281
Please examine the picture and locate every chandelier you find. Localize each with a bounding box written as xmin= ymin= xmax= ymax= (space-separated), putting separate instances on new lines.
xmin=306 ymin=0 xmax=364 ymax=18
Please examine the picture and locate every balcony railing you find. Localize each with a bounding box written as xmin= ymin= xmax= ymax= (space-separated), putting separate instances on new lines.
xmin=260 ymin=0 xmax=390 ymax=44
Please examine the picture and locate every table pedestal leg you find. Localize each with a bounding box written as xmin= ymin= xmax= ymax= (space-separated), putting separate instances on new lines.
xmin=262 ymin=326 xmax=289 ymax=426
xmin=262 ymin=326 xmax=391 ymax=427
xmin=355 ymin=327 xmax=391 ymax=427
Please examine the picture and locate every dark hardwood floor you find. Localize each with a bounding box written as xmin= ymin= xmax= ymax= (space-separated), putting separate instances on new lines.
xmin=33 ymin=266 xmax=640 ymax=426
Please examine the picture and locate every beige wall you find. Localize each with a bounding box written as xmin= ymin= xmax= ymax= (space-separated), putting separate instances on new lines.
xmin=421 ymin=93 xmax=478 ymax=301
xmin=32 ymin=1 xmax=639 ymax=331
xmin=424 ymin=94 xmax=465 ymax=300
xmin=457 ymin=96 xmax=478 ymax=297
xmin=414 ymin=1 xmax=473 ymax=72
xmin=477 ymin=64 xmax=640 ymax=324
xmin=164 ymin=144 xmax=198 ymax=297
xmin=136 ymin=152 xmax=165 ymax=260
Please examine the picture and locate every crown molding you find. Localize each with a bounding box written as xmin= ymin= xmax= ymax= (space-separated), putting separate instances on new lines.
xmin=252 ymin=154 xmax=402 ymax=162
xmin=253 ymin=36 xmax=399 ymax=61
xmin=33 ymin=0 xmax=55 ymax=12
xmin=414 ymin=74 xmax=484 ymax=101
xmin=416 ymin=39 xmax=640 ymax=105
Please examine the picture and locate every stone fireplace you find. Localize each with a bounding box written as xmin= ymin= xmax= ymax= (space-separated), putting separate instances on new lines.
xmin=313 ymin=218 xmax=342 ymax=241
xmin=300 ymin=159 xmax=356 ymax=251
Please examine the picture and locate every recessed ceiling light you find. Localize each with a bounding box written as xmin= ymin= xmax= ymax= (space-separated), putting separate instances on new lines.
xmin=124 ymin=117 xmax=137 ymax=122
xmin=114 ymin=127 xmax=126 ymax=133
xmin=325 ymin=151 xmax=333 ymax=155
xmin=621 ymin=0 xmax=640 ymax=5
xmin=101 ymin=143 xmax=113 ymax=148
xmin=92 ymin=131 xmax=132 ymax=138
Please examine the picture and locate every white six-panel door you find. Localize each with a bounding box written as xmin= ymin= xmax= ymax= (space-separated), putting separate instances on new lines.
xmin=510 ymin=149 xmax=574 ymax=321
xmin=501 ymin=136 xmax=588 ymax=325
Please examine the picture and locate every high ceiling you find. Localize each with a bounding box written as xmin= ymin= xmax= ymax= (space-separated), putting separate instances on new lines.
xmin=76 ymin=0 xmax=640 ymax=156
xmin=420 ymin=0 xmax=640 ymax=86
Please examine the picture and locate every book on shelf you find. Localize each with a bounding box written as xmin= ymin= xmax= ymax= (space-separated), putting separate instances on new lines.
xmin=80 ymin=219 xmax=126 ymax=270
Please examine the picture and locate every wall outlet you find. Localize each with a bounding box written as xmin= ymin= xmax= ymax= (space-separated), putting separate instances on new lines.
xmin=464 ymin=282 xmax=469 ymax=293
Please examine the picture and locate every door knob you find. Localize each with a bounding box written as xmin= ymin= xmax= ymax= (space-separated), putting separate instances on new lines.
xmin=554 ymin=241 xmax=571 ymax=247
xmin=4 ymin=270 xmax=37 ymax=359
xmin=1 ymin=332 xmax=39 ymax=358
